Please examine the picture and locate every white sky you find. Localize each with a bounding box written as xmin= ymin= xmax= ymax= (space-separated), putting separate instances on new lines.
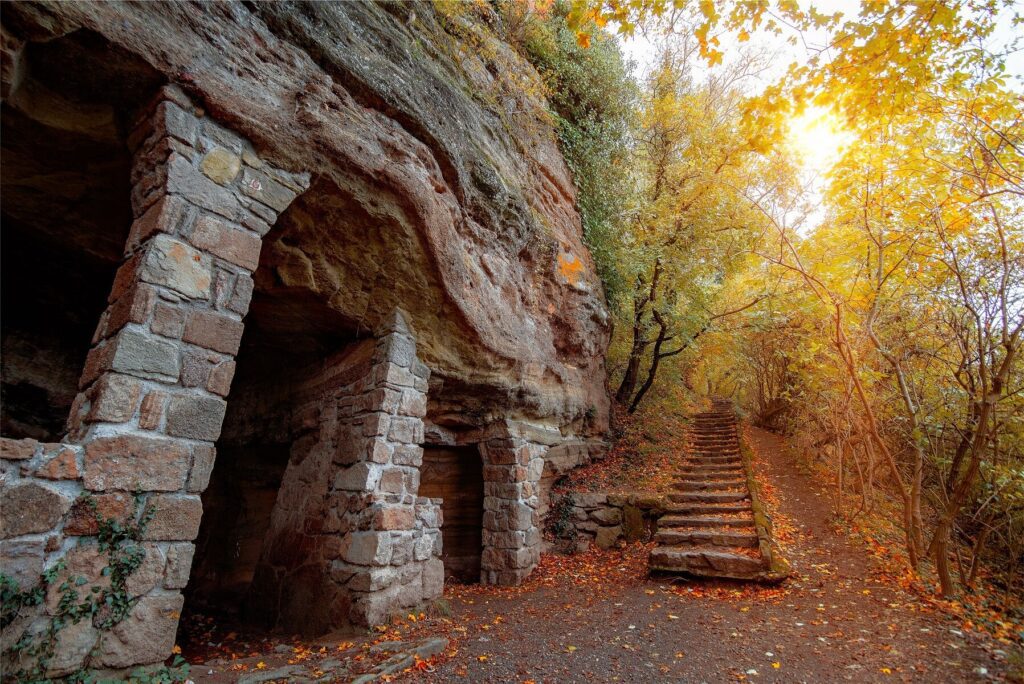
xmin=614 ymin=0 xmax=1023 ymax=229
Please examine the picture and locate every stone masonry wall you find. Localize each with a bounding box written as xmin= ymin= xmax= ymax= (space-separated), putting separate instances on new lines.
xmin=547 ymin=492 xmax=666 ymax=554
xmin=0 ymin=85 xmax=307 ymax=676
xmin=248 ymin=314 xmax=443 ymax=633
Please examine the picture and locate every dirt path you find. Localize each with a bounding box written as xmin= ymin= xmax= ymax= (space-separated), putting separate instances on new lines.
xmin=417 ymin=425 xmax=1003 ymax=683
xmin=186 ymin=424 xmax=1006 ymax=682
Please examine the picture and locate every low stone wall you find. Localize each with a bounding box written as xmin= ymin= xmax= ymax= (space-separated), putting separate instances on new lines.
xmin=546 ymin=492 xmax=666 ymax=553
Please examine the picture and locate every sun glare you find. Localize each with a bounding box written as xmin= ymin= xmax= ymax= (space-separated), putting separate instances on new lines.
xmin=787 ymin=106 xmax=853 ymax=175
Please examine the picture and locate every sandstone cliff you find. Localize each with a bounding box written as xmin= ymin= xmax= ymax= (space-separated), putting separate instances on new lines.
xmin=2 ymin=0 xmax=610 ymax=436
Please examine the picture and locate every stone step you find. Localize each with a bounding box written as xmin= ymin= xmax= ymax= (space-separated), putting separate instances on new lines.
xmin=669 ymin=490 xmax=750 ymax=503
xmin=649 ymin=546 xmax=768 ymax=578
xmin=671 ymin=479 xmax=746 ymax=491
xmin=658 ymin=515 xmax=756 ymax=529
xmin=664 ymin=502 xmax=753 ymax=515
xmin=655 ymin=528 xmax=760 ymax=548
xmin=683 ymin=458 xmax=742 ymax=466
xmin=676 ymin=473 xmax=744 ymax=483
xmin=676 ymin=466 xmax=744 ymax=476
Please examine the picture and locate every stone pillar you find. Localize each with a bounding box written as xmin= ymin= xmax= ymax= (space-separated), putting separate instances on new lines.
xmin=248 ymin=311 xmax=443 ymax=633
xmin=479 ymin=421 xmax=559 ymax=585
xmin=1 ymin=85 xmax=308 ymax=675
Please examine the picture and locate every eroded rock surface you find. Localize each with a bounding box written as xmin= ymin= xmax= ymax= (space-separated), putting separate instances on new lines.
xmin=2 ymin=1 xmax=611 ymax=435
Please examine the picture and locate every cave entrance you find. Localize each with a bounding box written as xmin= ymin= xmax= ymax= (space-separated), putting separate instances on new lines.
xmin=184 ymin=193 xmax=363 ymax=622
xmin=0 ymin=30 xmax=164 ymax=440
xmin=419 ymin=445 xmax=484 ymax=583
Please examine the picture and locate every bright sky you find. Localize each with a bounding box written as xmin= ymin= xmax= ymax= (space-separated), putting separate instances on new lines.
xmin=615 ymin=0 xmax=1023 ymax=226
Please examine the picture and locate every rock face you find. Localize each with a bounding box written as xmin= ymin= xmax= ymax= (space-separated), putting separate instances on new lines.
xmin=1 ymin=1 xmax=610 ymax=434
xmin=0 ymin=0 xmax=611 ymax=675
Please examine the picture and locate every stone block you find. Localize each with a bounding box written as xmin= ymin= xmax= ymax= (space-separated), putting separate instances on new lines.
xmin=188 ymin=214 xmax=261 ymax=270
xmin=103 ymin=278 xmax=157 ymax=342
xmin=97 ymin=593 xmax=184 ymax=668
xmin=127 ymin=195 xmax=189 ymax=251
xmin=379 ymin=467 xmax=406 ymax=494
xmin=0 ymin=540 xmax=45 ymax=589
xmin=573 ymin=492 xmax=608 ymax=508
xmin=84 ymin=434 xmax=190 ymax=492
xmin=164 ymin=542 xmax=196 ymax=589
xmin=595 ymin=525 xmax=622 ymax=549
xmin=0 ymin=482 xmax=71 ymax=538
xmin=373 ymin=506 xmax=414 ymax=531
xmin=46 ymin=617 xmax=99 ymax=677
xmin=152 ymin=302 xmax=187 ymax=338
xmin=165 ymin=392 xmax=227 ymax=440
xmin=125 ymin=543 xmax=166 ymax=597
xmin=413 ymin=534 xmax=434 ymax=561
xmin=351 ymin=588 xmax=399 ymax=626
xmin=240 ymin=167 xmax=296 ymax=211
xmin=226 ymin=274 xmax=254 ymax=314
xmin=138 ymin=390 xmax=167 ymax=430
xmin=166 ymin=153 xmax=242 ymax=220
xmin=0 ymin=437 xmax=37 ymax=460
xmin=65 ymin=492 xmax=135 ymax=535
xmin=398 ymin=390 xmax=427 ymax=418
xmin=376 ymin=334 xmax=416 ymax=368
xmin=367 ymin=438 xmax=392 ymax=464
xmin=144 ymin=494 xmax=203 ymax=541
xmin=392 ymin=444 xmax=423 ymax=467
xmin=44 ymin=544 xmax=109 ymax=612
xmin=361 ymin=413 xmax=390 ymax=438
xmin=343 ymin=532 xmax=392 ymax=566
xmin=183 ymin=309 xmax=244 ymax=355
xmin=187 ymin=444 xmax=217 ymax=493
xmin=389 ymin=532 xmax=413 ymax=566
xmin=207 ymin=359 xmax=236 ymax=396
xmin=31 ymin=444 xmax=80 ymax=480
xmin=346 ymin=565 xmax=397 ymax=592
xmin=139 ymin=234 xmax=213 ymax=299
xmin=335 ymin=462 xmax=381 ymax=492
xmin=87 ymin=373 xmax=142 ymax=424
xmin=200 ymin=147 xmax=242 ymax=185
xmin=591 ymin=507 xmax=622 ymax=525
xmin=109 ymin=327 xmax=181 ymax=382
xmin=387 ymin=417 xmax=423 ymax=444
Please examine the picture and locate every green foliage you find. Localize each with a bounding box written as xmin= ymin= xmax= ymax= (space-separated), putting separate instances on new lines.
xmin=509 ymin=1 xmax=637 ymax=303
xmin=2 ymin=496 xmax=175 ymax=682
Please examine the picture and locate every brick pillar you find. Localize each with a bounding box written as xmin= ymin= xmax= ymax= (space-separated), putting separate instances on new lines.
xmin=479 ymin=422 xmax=557 ymax=585
xmin=249 ymin=310 xmax=443 ymax=633
xmin=33 ymin=85 xmax=310 ymax=671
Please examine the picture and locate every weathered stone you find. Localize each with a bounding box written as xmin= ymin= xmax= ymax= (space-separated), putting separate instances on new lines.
xmin=164 ymin=542 xmax=196 ymax=589
xmin=65 ymin=492 xmax=136 ymax=536
xmin=422 ymin=558 xmax=444 ymax=597
xmin=165 ymin=392 xmax=227 ymax=440
xmin=187 ymin=444 xmax=217 ymax=493
xmin=165 ymin=153 xmax=242 ymax=220
xmin=0 ymin=437 xmax=37 ymax=460
xmin=207 ymin=359 xmax=236 ymax=396
xmin=200 ymin=147 xmax=242 ymax=185
xmin=0 ymin=540 xmax=45 ymax=589
xmin=387 ymin=417 xmax=423 ymax=444
xmin=144 ymin=494 xmax=203 ymax=540
xmin=109 ymin=327 xmax=181 ymax=382
xmin=334 ymin=462 xmax=381 ymax=491
xmin=125 ymin=544 xmax=166 ymax=597
xmin=97 ymin=593 xmax=185 ymax=668
xmin=343 ymin=532 xmax=391 ymax=566
xmin=240 ymin=167 xmax=295 ymax=211
xmin=46 ymin=618 xmax=99 ymax=677
xmin=183 ymin=309 xmax=244 ymax=355
xmin=127 ymin=195 xmax=189 ymax=251
xmin=44 ymin=544 xmax=110 ymax=612
xmin=84 ymin=435 xmax=189 ymax=491
xmin=591 ymin=506 xmax=622 ymax=525
xmin=595 ymin=525 xmax=622 ymax=550
xmin=188 ymin=214 xmax=261 ymax=270
xmin=0 ymin=481 xmax=70 ymax=538
xmin=31 ymin=445 xmax=80 ymax=480
xmin=151 ymin=302 xmax=186 ymax=338
xmin=225 ymin=273 xmax=254 ymax=314
xmin=373 ymin=507 xmax=414 ymax=531
xmin=86 ymin=373 xmax=142 ymax=423
xmin=139 ymin=234 xmax=212 ymax=299
xmin=138 ymin=390 xmax=168 ymax=430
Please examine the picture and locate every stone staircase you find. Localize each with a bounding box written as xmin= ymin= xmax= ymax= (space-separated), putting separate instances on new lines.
xmin=649 ymin=400 xmax=779 ymax=581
